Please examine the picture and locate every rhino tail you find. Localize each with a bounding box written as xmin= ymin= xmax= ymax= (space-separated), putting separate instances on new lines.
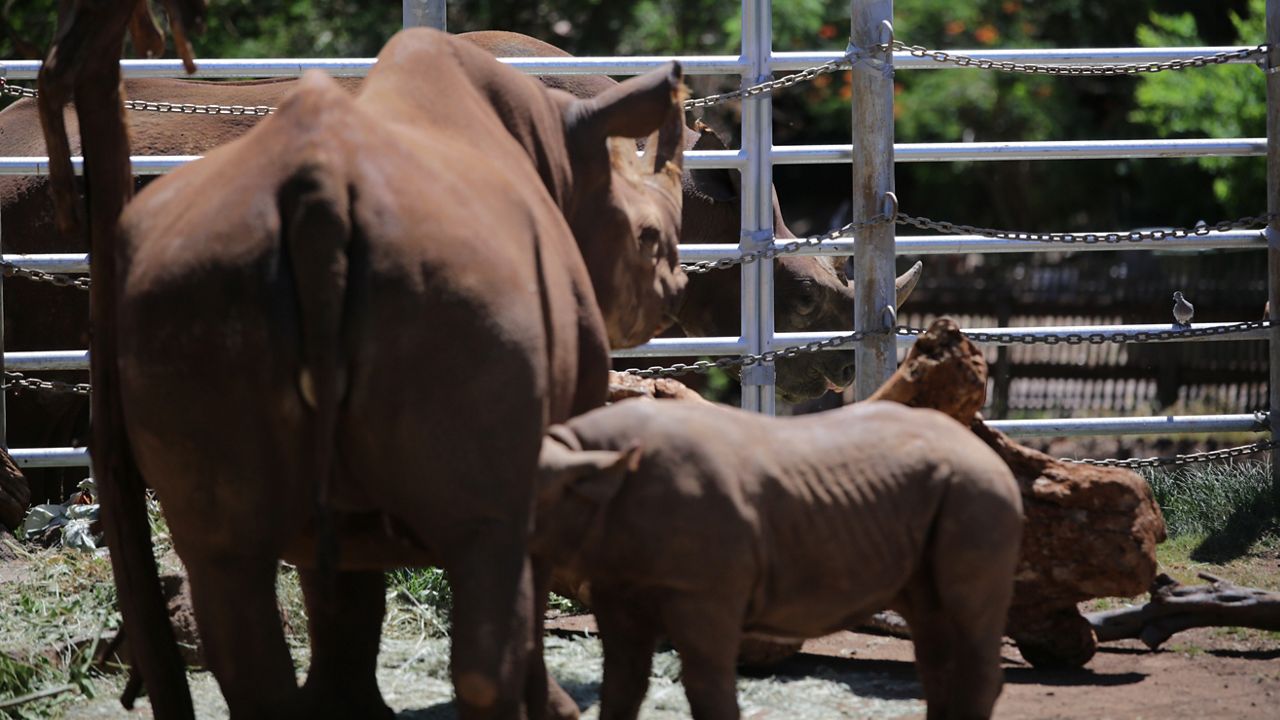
xmin=279 ymin=160 xmax=352 ymax=597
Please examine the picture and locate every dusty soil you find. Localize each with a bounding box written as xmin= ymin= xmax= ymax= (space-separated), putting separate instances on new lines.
xmin=546 ymin=615 xmax=1280 ymax=719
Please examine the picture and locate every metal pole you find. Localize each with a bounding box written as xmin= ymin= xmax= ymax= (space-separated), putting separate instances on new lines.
xmin=403 ymin=0 xmax=446 ymax=31
xmin=1267 ymin=0 xmax=1280 ymax=500
xmin=739 ymin=0 xmax=776 ymax=413
xmin=0 ymin=202 xmax=6 ymax=448
xmin=851 ymin=0 xmax=896 ymax=399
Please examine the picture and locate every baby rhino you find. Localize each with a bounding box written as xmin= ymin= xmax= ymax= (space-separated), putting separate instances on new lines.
xmin=536 ymin=399 xmax=1023 ymax=720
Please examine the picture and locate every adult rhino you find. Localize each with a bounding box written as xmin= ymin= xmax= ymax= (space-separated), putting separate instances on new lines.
xmin=460 ymin=31 xmax=922 ymax=402
xmin=51 ymin=27 xmax=688 ymax=719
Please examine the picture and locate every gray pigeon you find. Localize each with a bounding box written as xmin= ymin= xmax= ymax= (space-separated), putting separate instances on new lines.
xmin=1172 ymin=291 xmax=1194 ymax=329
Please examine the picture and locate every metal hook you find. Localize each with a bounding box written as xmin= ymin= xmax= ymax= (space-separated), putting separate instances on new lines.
xmin=881 ymin=191 xmax=899 ymax=221
xmin=879 ymin=20 xmax=895 ymax=51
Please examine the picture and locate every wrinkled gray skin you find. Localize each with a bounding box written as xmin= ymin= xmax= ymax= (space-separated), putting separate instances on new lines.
xmin=536 ymin=399 xmax=1024 ymax=720
xmin=460 ymin=31 xmax=922 ymax=402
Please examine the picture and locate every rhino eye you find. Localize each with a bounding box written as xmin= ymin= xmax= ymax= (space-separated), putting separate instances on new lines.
xmin=794 ymin=281 xmax=818 ymax=316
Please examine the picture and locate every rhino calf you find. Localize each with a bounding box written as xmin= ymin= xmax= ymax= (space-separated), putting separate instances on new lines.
xmin=536 ymin=399 xmax=1023 ymax=720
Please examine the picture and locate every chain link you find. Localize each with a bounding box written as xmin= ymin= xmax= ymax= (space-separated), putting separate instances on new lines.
xmin=3 ymin=371 xmax=91 ymax=396
xmin=1065 ymin=440 xmax=1280 ymax=468
xmin=897 ymin=212 xmax=1275 ymax=245
xmin=683 ymin=51 xmax=858 ymax=109
xmin=889 ymin=41 xmax=1269 ymax=76
xmin=1 ymin=261 xmax=91 ymax=291
xmin=681 ymin=212 xmax=889 ymax=273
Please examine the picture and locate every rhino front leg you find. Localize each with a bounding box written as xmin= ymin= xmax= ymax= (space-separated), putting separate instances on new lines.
xmin=662 ymin=595 xmax=744 ymax=720
xmin=299 ymin=568 xmax=392 ymax=720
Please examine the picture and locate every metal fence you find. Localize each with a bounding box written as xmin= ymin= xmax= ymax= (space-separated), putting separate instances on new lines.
xmin=2 ymin=0 xmax=1279 ymax=484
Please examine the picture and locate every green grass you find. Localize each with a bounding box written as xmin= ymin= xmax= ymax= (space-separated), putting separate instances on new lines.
xmin=1141 ymin=459 xmax=1280 ymax=562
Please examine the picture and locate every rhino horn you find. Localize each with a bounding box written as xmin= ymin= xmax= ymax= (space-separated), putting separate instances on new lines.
xmin=896 ymin=260 xmax=923 ymax=307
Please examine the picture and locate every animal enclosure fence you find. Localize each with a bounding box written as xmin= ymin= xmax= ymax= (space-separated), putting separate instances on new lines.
xmin=1 ymin=1 xmax=1279 ymax=495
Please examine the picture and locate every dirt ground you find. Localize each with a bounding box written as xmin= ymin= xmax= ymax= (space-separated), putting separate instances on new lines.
xmin=543 ymin=613 xmax=1280 ymax=720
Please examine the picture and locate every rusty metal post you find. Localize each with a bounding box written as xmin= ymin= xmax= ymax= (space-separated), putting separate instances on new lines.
xmin=403 ymin=0 xmax=446 ymax=31
xmin=1268 ymin=0 xmax=1280 ymax=500
xmin=851 ymin=0 xmax=897 ymax=399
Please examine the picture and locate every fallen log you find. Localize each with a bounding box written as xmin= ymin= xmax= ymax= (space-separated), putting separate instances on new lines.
xmin=1 ymin=447 xmax=31 ymax=532
xmin=606 ymin=371 xmax=708 ymax=404
xmin=866 ymin=318 xmax=1166 ymax=669
xmin=1086 ymin=572 xmax=1280 ymax=649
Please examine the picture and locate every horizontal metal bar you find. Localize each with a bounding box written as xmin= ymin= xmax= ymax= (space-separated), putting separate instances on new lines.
xmin=773 ymin=46 xmax=1263 ymax=71
xmin=3 ymin=137 xmax=1257 ymax=178
xmin=0 ymin=151 xmax=741 ymax=176
xmin=3 ymin=46 xmax=1257 ymax=80
xmin=768 ymin=322 xmax=1268 ymax=350
xmin=773 ymin=138 xmax=1266 ymax=165
xmin=675 ymin=229 xmax=1265 ymax=262
xmin=1 ymin=254 xmax=90 ymax=273
xmin=0 ymin=55 xmax=745 ymax=80
xmin=4 ymin=351 xmax=89 ymax=371
xmin=610 ymin=336 xmax=748 ymax=359
xmin=9 ymin=447 xmax=91 ymax=468
xmin=988 ymin=413 xmax=1267 ymax=438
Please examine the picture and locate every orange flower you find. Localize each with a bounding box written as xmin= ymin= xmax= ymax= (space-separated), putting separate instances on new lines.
xmin=894 ymin=82 xmax=904 ymax=96
xmin=1035 ymin=85 xmax=1052 ymax=98
xmin=1002 ymin=1 xmax=1021 ymax=14
xmin=819 ymin=23 xmax=838 ymax=40
xmin=975 ymin=24 xmax=999 ymax=45
xmin=813 ymin=73 xmax=832 ymax=89
xmin=945 ymin=20 xmax=966 ymax=36
xmin=839 ymin=84 xmax=853 ymax=101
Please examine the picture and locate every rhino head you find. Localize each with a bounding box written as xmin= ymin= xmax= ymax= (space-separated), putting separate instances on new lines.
xmin=676 ymin=123 xmax=922 ymax=401
xmin=559 ymin=66 xmax=689 ymax=349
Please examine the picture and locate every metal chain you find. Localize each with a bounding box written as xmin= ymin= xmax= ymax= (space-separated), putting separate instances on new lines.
xmin=3 ymin=371 xmax=91 ymax=396
xmin=1 ymin=261 xmax=91 ymax=291
xmin=889 ymin=41 xmax=1269 ymax=76
xmin=1065 ymin=440 xmax=1280 ymax=468
xmin=621 ymin=322 xmax=1270 ymax=379
xmin=897 ymin=212 xmax=1276 ymax=245
xmin=681 ymin=212 xmax=889 ymax=273
xmin=898 ymin=320 xmax=1271 ymax=346
xmin=120 ymin=99 xmax=274 ymax=116
xmin=684 ymin=51 xmax=858 ymax=109
xmin=623 ymin=328 xmax=886 ymax=379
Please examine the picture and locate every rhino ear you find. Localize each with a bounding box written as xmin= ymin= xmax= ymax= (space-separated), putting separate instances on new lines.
xmin=688 ymin=122 xmax=739 ymax=203
xmin=569 ymin=61 xmax=684 ymax=140
xmin=537 ymin=434 xmax=641 ymax=506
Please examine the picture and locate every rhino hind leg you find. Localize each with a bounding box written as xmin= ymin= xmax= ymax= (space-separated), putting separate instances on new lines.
xmin=593 ymin=594 xmax=661 ymax=720
xmin=901 ymin=494 xmax=1020 ymax=719
xmin=660 ymin=594 xmax=745 ymax=720
xmin=184 ymin=553 xmax=301 ymax=718
xmin=445 ymin=528 xmax=538 ymax=719
xmin=299 ymin=568 xmax=393 ymax=720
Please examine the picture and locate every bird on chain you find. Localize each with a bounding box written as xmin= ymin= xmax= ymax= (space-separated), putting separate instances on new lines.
xmin=1172 ymin=291 xmax=1194 ymax=329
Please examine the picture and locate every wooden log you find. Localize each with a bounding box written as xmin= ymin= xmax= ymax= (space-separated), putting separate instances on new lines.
xmin=866 ymin=317 xmax=987 ymax=424
xmin=0 ymin=447 xmax=31 ymax=532
xmin=606 ymin=371 xmax=708 ymax=404
xmin=1086 ymin=572 xmax=1280 ymax=649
